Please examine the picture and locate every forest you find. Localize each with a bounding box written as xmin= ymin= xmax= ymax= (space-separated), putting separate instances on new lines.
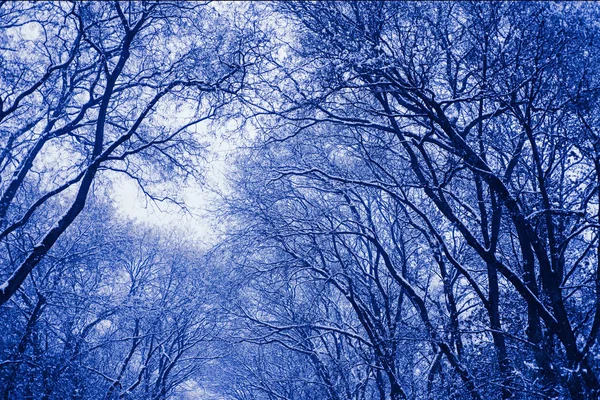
xmin=1 ymin=1 xmax=600 ymax=399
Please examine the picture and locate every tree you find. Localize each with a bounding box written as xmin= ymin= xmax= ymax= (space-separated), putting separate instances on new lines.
xmin=219 ymin=2 xmax=600 ymax=399
xmin=4 ymin=2 xmax=600 ymax=399
xmin=0 ymin=193 xmax=222 ymax=399
xmin=0 ymin=1 xmax=247 ymax=305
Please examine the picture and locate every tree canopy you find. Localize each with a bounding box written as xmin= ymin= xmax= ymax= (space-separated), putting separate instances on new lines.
xmin=2 ymin=2 xmax=600 ymax=399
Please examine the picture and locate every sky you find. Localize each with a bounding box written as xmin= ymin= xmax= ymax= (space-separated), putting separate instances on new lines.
xmin=109 ymin=133 xmax=238 ymax=250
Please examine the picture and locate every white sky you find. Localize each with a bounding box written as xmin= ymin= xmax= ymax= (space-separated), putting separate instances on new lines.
xmin=109 ymin=134 xmax=238 ymax=250
xmin=105 ymin=0 xmax=258 ymax=251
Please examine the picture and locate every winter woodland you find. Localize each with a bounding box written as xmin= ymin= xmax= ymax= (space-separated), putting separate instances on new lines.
xmin=1 ymin=2 xmax=600 ymax=399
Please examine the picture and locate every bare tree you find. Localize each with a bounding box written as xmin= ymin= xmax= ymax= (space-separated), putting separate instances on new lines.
xmin=0 ymin=1 xmax=247 ymax=305
xmin=0 ymin=193 xmax=222 ymax=399
xmin=219 ymin=2 xmax=600 ymax=399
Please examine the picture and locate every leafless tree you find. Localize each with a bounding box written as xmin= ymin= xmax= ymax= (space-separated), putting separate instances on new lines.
xmin=0 ymin=1 xmax=247 ymax=305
